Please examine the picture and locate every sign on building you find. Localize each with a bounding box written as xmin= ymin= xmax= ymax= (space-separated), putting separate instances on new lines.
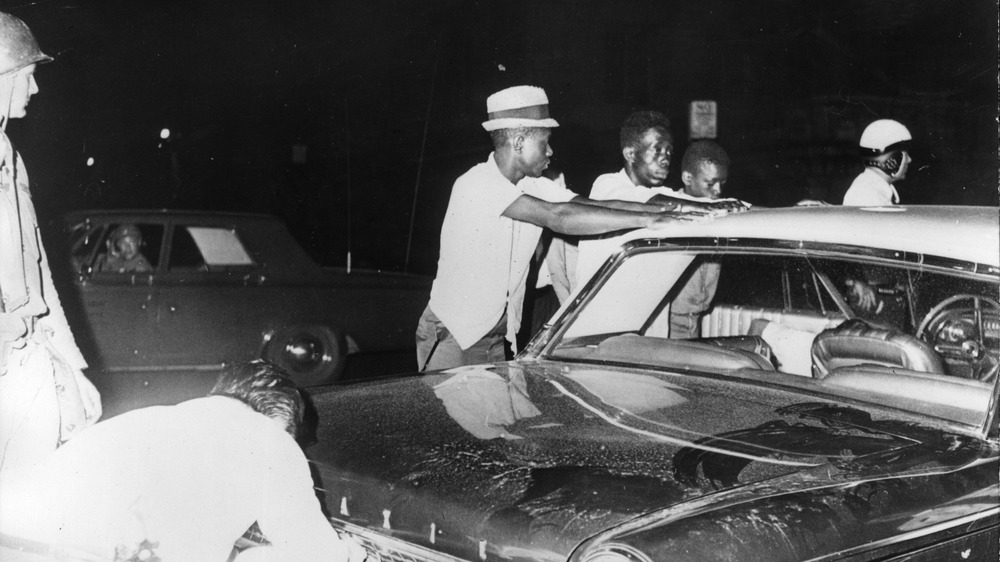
xmin=689 ymin=101 xmax=717 ymax=139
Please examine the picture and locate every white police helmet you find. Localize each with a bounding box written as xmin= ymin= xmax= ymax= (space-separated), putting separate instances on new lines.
xmin=859 ymin=119 xmax=912 ymax=154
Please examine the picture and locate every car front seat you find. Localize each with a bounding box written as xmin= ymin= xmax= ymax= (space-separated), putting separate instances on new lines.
xmin=810 ymin=318 xmax=945 ymax=378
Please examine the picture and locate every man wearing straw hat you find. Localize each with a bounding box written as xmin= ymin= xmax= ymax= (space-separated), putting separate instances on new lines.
xmin=416 ymin=85 xmax=702 ymax=371
xmin=0 ymin=11 xmax=102 ymax=477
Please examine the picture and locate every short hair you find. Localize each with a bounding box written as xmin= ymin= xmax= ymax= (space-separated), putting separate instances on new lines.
xmin=489 ymin=126 xmax=547 ymax=149
xmin=210 ymin=360 xmax=304 ymax=437
xmin=681 ymin=140 xmax=730 ymax=175
xmin=620 ymin=110 xmax=671 ymax=151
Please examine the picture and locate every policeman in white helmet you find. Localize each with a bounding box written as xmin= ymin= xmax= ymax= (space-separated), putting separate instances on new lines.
xmin=842 ymin=119 xmax=912 ymax=206
xmin=0 ymin=11 xmax=102 ymax=477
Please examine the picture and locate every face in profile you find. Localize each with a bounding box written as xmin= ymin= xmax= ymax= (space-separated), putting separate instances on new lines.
xmin=628 ymin=127 xmax=673 ymax=187
xmin=894 ymin=151 xmax=911 ymax=180
xmin=6 ymin=64 xmax=38 ymax=119
xmin=517 ymin=128 xmax=553 ymax=178
xmin=683 ymin=161 xmax=728 ymax=200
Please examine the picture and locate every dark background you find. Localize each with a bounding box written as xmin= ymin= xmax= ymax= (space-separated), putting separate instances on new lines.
xmin=9 ymin=0 xmax=999 ymax=275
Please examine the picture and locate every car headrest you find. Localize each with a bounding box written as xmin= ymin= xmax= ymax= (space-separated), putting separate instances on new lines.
xmin=811 ymin=318 xmax=945 ymax=379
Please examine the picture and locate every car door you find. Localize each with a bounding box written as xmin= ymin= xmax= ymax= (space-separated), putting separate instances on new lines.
xmin=152 ymin=220 xmax=275 ymax=369
xmin=67 ymin=219 xmax=164 ymax=370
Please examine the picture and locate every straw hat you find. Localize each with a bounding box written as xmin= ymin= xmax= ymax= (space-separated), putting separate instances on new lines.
xmin=481 ymin=85 xmax=559 ymax=131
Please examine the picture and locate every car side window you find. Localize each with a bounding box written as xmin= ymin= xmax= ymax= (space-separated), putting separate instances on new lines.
xmin=169 ymin=226 xmax=254 ymax=272
xmin=786 ymin=259 xmax=841 ymax=314
xmin=712 ymin=254 xmax=786 ymax=310
xmin=73 ymin=222 xmax=162 ymax=273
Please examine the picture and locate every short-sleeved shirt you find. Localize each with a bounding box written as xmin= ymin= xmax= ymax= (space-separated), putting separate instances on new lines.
xmin=843 ymin=168 xmax=899 ymax=206
xmin=587 ymin=170 xmax=720 ymax=335
xmin=429 ymin=153 xmax=576 ymax=349
xmin=0 ymin=396 xmax=348 ymax=561
xmin=577 ymin=171 xmax=686 ymax=285
xmin=589 ymin=169 xmax=682 ymax=203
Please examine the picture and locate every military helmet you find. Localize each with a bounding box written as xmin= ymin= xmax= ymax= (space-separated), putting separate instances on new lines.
xmin=110 ymin=224 xmax=142 ymax=243
xmin=0 ymin=12 xmax=51 ymax=77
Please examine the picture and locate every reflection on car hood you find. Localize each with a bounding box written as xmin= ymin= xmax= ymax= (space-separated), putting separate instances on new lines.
xmin=308 ymin=361 xmax=988 ymax=561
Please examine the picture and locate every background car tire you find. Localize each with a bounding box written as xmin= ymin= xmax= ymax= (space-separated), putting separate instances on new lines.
xmin=262 ymin=325 xmax=347 ymax=387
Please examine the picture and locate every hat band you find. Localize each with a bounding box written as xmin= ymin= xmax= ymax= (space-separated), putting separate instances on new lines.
xmin=487 ymin=104 xmax=550 ymax=121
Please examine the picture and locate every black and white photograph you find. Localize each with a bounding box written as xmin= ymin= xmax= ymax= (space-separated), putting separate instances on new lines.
xmin=0 ymin=1 xmax=998 ymax=560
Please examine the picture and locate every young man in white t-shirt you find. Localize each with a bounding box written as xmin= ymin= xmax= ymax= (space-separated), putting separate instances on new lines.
xmin=416 ymin=86 xmax=707 ymax=371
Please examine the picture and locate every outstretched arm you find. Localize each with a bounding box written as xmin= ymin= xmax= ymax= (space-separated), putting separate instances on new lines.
xmin=502 ymin=195 xmax=694 ymax=236
xmin=647 ymin=193 xmax=749 ymax=215
xmin=571 ymin=195 xmax=681 ymax=214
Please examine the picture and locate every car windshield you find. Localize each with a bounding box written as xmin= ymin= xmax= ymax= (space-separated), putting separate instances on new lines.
xmin=543 ymin=241 xmax=999 ymax=430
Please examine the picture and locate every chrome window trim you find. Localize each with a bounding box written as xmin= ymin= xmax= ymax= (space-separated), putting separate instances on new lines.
xmin=802 ymin=507 xmax=1000 ymax=562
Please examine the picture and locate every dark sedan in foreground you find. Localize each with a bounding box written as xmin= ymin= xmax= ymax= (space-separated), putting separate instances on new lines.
xmin=305 ymin=206 xmax=998 ymax=561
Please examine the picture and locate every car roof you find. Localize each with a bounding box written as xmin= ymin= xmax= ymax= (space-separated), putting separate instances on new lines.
xmin=617 ymin=205 xmax=999 ymax=267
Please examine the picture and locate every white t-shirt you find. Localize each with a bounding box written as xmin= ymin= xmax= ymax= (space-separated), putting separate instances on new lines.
xmin=589 ymin=169 xmax=683 ymax=203
xmin=0 ymin=396 xmax=352 ymax=562
xmin=577 ymin=171 xmax=692 ymax=286
xmin=429 ymin=153 xmax=576 ymax=349
xmin=843 ymin=168 xmax=899 ymax=206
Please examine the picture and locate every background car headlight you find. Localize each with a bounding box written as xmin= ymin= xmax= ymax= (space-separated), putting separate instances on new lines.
xmin=579 ymin=543 xmax=654 ymax=562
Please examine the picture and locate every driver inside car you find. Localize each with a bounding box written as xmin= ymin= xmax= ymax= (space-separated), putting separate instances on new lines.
xmin=93 ymin=224 xmax=152 ymax=273
xmin=843 ymin=264 xmax=910 ymax=331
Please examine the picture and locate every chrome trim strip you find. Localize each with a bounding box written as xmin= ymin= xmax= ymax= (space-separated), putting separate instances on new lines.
xmin=104 ymin=364 xmax=224 ymax=373
xmin=803 ymin=507 xmax=1000 ymax=561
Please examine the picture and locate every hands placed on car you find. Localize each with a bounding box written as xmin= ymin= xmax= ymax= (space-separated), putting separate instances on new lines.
xmin=794 ymin=198 xmax=831 ymax=207
xmin=683 ymin=199 xmax=751 ymax=216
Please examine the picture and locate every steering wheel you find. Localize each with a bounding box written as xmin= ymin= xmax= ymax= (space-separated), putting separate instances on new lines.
xmin=916 ymin=294 xmax=1000 ymax=365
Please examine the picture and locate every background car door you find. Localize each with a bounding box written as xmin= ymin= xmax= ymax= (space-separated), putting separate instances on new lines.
xmin=68 ymin=220 xmax=164 ymax=370
xmin=152 ymin=221 xmax=278 ymax=369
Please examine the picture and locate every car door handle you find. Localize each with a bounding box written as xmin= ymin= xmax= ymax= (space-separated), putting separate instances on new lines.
xmin=243 ymin=273 xmax=266 ymax=286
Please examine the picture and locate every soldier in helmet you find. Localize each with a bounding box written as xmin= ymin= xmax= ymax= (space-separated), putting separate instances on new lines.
xmin=843 ymin=119 xmax=913 ymax=206
xmin=94 ymin=224 xmax=153 ymax=273
xmin=0 ymin=11 xmax=102 ymax=476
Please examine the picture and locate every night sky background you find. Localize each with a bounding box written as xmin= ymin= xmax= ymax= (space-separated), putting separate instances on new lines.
xmin=9 ymin=0 xmax=999 ymax=275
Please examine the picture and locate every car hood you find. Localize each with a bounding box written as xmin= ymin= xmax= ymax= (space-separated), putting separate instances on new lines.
xmin=308 ymin=361 xmax=990 ymax=561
